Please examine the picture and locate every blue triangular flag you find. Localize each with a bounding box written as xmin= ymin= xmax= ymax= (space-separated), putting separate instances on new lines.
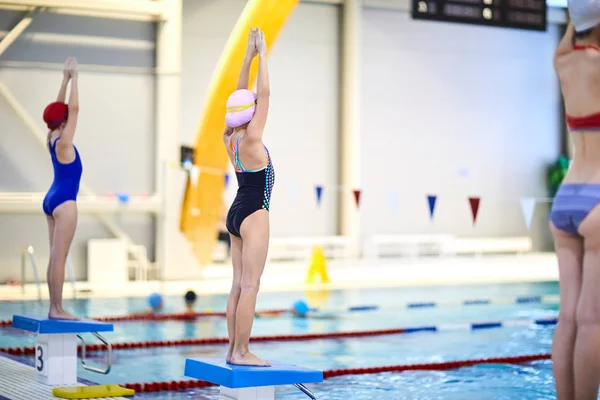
xmin=427 ymin=195 xmax=437 ymax=220
xmin=520 ymin=197 xmax=536 ymax=229
xmin=316 ymin=186 xmax=323 ymax=206
xmin=224 ymin=173 xmax=230 ymax=187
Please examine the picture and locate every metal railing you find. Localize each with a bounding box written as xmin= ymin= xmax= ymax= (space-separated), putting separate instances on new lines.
xmin=20 ymin=245 xmax=76 ymax=301
xmin=294 ymin=384 xmax=318 ymax=400
xmin=77 ymin=332 xmax=112 ymax=375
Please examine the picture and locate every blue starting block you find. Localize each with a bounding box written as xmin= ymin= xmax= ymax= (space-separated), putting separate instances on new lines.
xmin=12 ymin=315 xmax=114 ymax=386
xmin=184 ymin=358 xmax=323 ymax=400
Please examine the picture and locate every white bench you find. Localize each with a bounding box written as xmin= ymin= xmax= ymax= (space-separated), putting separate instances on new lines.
xmin=366 ymin=235 xmax=533 ymax=258
xmin=366 ymin=234 xmax=457 ymax=258
xmin=267 ymin=236 xmax=355 ymax=261
xmin=451 ymin=237 xmax=532 ymax=255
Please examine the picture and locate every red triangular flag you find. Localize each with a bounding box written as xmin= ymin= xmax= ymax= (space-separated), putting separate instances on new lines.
xmin=353 ymin=189 xmax=361 ymax=208
xmin=469 ymin=197 xmax=480 ymax=225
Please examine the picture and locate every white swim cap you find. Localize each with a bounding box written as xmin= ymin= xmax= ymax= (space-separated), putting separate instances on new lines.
xmin=569 ymin=0 xmax=600 ymax=32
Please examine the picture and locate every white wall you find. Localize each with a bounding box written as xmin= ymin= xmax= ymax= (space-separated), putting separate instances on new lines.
xmin=0 ymin=11 xmax=156 ymax=283
xmin=182 ymin=0 xmax=341 ymax=237
xmin=360 ymin=7 xmax=561 ymax=244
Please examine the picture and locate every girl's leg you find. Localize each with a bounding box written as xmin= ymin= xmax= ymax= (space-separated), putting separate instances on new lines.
xmin=48 ymin=201 xmax=79 ymax=320
xmin=230 ymin=210 xmax=270 ymax=367
xmin=550 ymin=224 xmax=583 ymax=400
xmin=574 ymin=208 xmax=600 ymax=400
xmin=226 ymin=234 xmax=243 ymax=363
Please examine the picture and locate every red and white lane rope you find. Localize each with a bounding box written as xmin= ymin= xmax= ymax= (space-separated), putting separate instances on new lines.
xmin=0 ymin=316 xmax=557 ymax=356
xmin=120 ymin=353 xmax=552 ymax=393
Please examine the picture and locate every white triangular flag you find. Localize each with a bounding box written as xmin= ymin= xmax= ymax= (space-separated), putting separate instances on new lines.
xmin=389 ymin=191 xmax=399 ymax=214
xmin=289 ymin=182 xmax=298 ymax=203
xmin=190 ymin=166 xmax=199 ymax=186
xmin=520 ymin=197 xmax=536 ymax=229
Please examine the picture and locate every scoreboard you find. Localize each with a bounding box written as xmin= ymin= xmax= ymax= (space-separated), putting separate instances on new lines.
xmin=411 ymin=0 xmax=547 ymax=31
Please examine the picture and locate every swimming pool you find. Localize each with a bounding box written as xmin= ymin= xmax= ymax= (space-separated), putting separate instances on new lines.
xmin=0 ymin=281 xmax=560 ymax=399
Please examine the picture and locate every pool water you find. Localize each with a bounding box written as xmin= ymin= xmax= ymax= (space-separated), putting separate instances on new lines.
xmin=0 ymin=282 xmax=561 ymax=399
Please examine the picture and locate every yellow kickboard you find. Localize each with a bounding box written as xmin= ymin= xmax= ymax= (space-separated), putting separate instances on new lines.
xmin=52 ymin=384 xmax=135 ymax=399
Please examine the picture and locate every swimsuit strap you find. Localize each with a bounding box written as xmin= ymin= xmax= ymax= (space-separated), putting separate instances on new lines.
xmin=573 ymin=44 xmax=600 ymax=52
xmin=49 ymin=136 xmax=60 ymax=152
xmin=235 ymin=135 xmax=245 ymax=172
xmin=233 ymin=133 xmax=268 ymax=173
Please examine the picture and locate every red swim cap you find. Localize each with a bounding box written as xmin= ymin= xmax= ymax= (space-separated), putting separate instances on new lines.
xmin=43 ymin=102 xmax=68 ymax=130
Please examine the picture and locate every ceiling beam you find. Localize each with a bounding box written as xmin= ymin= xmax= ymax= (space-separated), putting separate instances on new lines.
xmin=0 ymin=0 xmax=163 ymax=20
xmin=0 ymin=7 xmax=36 ymax=57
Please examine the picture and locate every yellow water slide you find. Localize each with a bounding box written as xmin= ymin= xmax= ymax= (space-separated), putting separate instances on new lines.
xmin=181 ymin=0 xmax=300 ymax=265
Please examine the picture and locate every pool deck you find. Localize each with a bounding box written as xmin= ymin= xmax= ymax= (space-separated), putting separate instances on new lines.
xmin=0 ymin=253 xmax=558 ymax=301
xmin=0 ymin=353 xmax=129 ymax=400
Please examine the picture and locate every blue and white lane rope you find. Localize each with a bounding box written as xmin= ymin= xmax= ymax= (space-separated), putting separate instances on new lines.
xmin=401 ymin=316 xmax=558 ymax=334
xmin=310 ymin=294 xmax=560 ymax=314
xmin=0 ymin=316 xmax=560 ymax=357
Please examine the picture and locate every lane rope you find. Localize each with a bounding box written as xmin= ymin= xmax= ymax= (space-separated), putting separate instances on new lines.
xmin=119 ymin=353 xmax=552 ymax=393
xmin=0 ymin=309 xmax=287 ymax=327
xmin=0 ymin=316 xmax=557 ymax=356
xmin=0 ymin=294 xmax=559 ymax=327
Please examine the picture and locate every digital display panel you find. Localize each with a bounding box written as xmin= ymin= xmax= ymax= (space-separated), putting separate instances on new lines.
xmin=412 ymin=0 xmax=547 ymax=31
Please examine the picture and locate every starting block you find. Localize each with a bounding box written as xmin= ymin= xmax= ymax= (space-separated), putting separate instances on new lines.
xmin=184 ymin=358 xmax=323 ymax=400
xmin=12 ymin=315 xmax=114 ymax=386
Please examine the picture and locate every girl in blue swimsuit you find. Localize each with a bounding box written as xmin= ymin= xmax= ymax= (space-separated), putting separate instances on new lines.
xmin=42 ymin=57 xmax=82 ymax=320
xmin=223 ymin=28 xmax=274 ymax=367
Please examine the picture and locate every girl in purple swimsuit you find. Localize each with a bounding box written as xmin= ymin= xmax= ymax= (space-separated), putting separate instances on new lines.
xmin=550 ymin=5 xmax=600 ymax=399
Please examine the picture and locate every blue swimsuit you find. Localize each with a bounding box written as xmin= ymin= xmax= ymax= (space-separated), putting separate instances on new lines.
xmin=225 ymin=134 xmax=275 ymax=237
xmin=42 ymin=137 xmax=83 ymax=216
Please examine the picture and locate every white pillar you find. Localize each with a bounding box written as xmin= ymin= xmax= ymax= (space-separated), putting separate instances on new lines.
xmin=154 ymin=0 xmax=181 ymax=282
xmin=339 ymin=0 xmax=361 ymax=251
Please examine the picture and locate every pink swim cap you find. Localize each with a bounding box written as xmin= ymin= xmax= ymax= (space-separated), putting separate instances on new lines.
xmin=225 ymin=89 xmax=257 ymax=128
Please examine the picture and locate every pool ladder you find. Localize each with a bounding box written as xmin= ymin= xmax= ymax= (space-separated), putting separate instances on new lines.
xmin=77 ymin=332 xmax=112 ymax=375
xmin=21 ymin=245 xmax=76 ymax=301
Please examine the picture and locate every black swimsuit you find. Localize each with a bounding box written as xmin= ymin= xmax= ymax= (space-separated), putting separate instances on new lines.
xmin=225 ymin=134 xmax=275 ymax=237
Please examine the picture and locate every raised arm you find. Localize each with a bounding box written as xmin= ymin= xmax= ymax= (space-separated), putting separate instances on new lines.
xmin=238 ymin=28 xmax=258 ymax=90
xmin=224 ymin=28 xmax=258 ymax=137
xmin=555 ymin=23 xmax=575 ymax=61
xmin=247 ymin=29 xmax=270 ymax=142
xmin=56 ymin=61 xmax=71 ymax=102
xmin=59 ymin=58 xmax=79 ymax=145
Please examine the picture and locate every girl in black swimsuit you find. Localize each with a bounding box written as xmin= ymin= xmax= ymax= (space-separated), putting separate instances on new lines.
xmin=223 ymin=28 xmax=273 ymax=367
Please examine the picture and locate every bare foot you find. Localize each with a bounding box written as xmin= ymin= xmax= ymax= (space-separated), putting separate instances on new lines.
xmin=48 ymin=309 xmax=80 ymax=320
xmin=226 ymin=344 xmax=234 ymax=364
xmin=230 ymin=351 xmax=271 ymax=367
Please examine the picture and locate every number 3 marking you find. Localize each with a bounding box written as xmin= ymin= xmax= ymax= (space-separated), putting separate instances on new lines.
xmin=36 ymin=345 xmax=44 ymax=371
